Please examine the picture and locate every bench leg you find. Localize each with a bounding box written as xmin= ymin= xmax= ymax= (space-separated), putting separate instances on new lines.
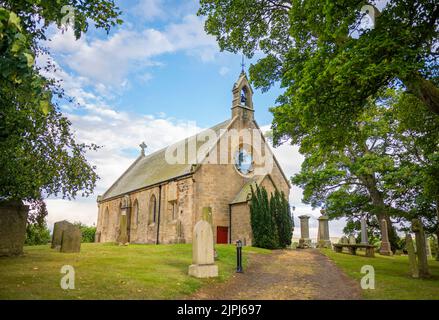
xmin=366 ymin=247 xmax=375 ymax=257
xmin=334 ymin=247 xmax=342 ymax=253
xmin=348 ymin=247 xmax=356 ymax=255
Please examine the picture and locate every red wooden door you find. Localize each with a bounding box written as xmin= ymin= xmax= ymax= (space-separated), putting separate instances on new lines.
xmin=217 ymin=226 xmax=228 ymax=244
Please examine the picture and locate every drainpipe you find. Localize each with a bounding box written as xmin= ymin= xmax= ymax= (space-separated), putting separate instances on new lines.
xmin=229 ymin=204 xmax=232 ymax=244
xmin=156 ymin=184 xmax=162 ymax=244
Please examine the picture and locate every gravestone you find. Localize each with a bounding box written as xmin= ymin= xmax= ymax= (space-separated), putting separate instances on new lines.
xmin=316 ymin=215 xmax=331 ymax=248
xmin=405 ymin=234 xmax=419 ymax=278
xmin=348 ymin=235 xmax=356 ymax=245
xmin=188 ymin=220 xmax=218 ymax=278
xmin=360 ymin=218 xmax=368 ymax=245
xmin=379 ymin=219 xmax=392 ymax=256
xmin=339 ymin=236 xmax=348 ymax=244
xmin=60 ymin=224 xmax=81 ymax=253
xmin=0 ymin=201 xmax=29 ymax=256
xmin=298 ymin=215 xmax=311 ymax=249
xmin=411 ymin=219 xmax=430 ymax=278
xmin=201 ymin=207 xmax=217 ymax=259
xmin=52 ymin=220 xmax=73 ymax=249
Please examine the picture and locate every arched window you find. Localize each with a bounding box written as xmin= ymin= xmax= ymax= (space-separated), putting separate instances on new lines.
xmin=240 ymin=87 xmax=248 ymax=107
xmin=149 ymin=194 xmax=157 ymax=225
xmin=133 ymin=199 xmax=139 ymax=226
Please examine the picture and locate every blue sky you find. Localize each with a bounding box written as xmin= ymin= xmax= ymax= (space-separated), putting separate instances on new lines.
xmin=40 ymin=0 xmax=347 ymax=238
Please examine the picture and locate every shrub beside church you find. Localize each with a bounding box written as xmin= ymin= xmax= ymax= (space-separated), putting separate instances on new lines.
xmin=250 ymin=185 xmax=293 ymax=249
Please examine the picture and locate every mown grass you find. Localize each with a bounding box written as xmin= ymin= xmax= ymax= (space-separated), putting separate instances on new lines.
xmin=0 ymin=243 xmax=270 ymax=300
xmin=320 ymin=248 xmax=439 ymax=300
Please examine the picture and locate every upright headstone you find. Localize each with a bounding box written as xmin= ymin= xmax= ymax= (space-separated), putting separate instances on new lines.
xmin=60 ymin=224 xmax=81 ymax=253
xmin=176 ymin=220 xmax=184 ymax=243
xmin=379 ymin=219 xmax=392 ymax=256
xmin=360 ymin=218 xmax=368 ymax=245
xmin=52 ymin=220 xmax=72 ymax=249
xmin=188 ymin=220 xmax=218 ymax=278
xmin=317 ymin=215 xmax=331 ymax=248
xmin=339 ymin=236 xmax=348 ymax=244
xmin=412 ymin=219 xmax=430 ymax=278
xmin=405 ymin=234 xmax=419 ymax=278
xmin=348 ymin=235 xmax=357 ymax=245
xmin=298 ymin=215 xmax=311 ymax=249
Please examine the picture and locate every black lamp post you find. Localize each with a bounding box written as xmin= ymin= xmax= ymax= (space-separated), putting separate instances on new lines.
xmin=236 ymin=240 xmax=243 ymax=273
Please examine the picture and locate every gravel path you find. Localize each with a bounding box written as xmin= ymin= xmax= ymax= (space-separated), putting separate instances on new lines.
xmin=188 ymin=249 xmax=362 ymax=300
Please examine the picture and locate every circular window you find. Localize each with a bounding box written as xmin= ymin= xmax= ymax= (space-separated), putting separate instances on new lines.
xmin=234 ymin=148 xmax=253 ymax=175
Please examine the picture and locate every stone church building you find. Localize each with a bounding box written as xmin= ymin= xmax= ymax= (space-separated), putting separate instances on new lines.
xmin=95 ymin=72 xmax=290 ymax=245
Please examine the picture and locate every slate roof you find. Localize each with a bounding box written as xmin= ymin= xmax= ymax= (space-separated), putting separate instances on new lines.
xmin=101 ymin=119 xmax=233 ymax=200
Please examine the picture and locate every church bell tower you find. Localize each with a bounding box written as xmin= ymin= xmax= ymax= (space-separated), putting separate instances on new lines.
xmin=231 ymin=71 xmax=254 ymax=123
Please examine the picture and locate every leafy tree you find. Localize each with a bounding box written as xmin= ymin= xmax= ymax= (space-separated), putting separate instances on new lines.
xmin=0 ymin=1 xmax=122 ymax=218
xmin=198 ymin=0 xmax=438 ymax=147
xmin=292 ymin=90 xmax=438 ymax=251
xmin=250 ymin=184 xmax=279 ymax=249
xmin=25 ymin=222 xmax=51 ymax=245
xmin=250 ymin=185 xmax=292 ymax=248
xmin=74 ymin=222 xmax=96 ymax=243
xmin=25 ymin=199 xmax=50 ymax=245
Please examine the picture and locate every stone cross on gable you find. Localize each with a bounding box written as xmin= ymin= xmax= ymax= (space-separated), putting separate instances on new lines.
xmin=139 ymin=142 xmax=147 ymax=156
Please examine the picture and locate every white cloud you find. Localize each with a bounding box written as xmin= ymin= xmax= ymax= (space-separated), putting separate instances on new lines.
xmin=46 ymin=14 xmax=218 ymax=88
xmin=219 ymin=66 xmax=229 ymax=76
xmin=133 ymin=0 xmax=166 ymax=22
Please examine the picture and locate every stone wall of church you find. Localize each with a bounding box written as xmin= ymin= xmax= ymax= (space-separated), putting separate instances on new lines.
xmin=193 ymin=163 xmax=246 ymax=242
xmin=96 ymin=176 xmax=195 ymax=244
xmin=230 ymin=202 xmax=253 ymax=246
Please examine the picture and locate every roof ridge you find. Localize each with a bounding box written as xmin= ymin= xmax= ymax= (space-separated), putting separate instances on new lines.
xmin=100 ymin=118 xmax=233 ymax=201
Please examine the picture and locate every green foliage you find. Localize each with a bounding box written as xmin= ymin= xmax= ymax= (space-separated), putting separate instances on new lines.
xmin=199 ymin=0 xmax=439 ymax=148
xmin=250 ymin=185 xmax=278 ymax=249
xmin=250 ymin=185 xmax=292 ymax=249
xmin=272 ymin=190 xmax=293 ymax=248
xmin=73 ymin=222 xmax=96 ymax=243
xmin=291 ymin=90 xmax=438 ymax=251
xmin=0 ymin=1 xmax=122 ymax=202
xmin=25 ymin=222 xmax=51 ymax=245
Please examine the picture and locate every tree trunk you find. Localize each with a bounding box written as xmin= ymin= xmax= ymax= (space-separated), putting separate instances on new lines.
xmin=360 ymin=173 xmax=398 ymax=251
xmin=402 ymin=73 xmax=439 ymax=115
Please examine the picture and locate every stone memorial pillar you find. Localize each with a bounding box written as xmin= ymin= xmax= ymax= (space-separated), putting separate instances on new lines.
xmin=405 ymin=234 xmax=419 ymax=278
xmin=360 ymin=218 xmax=368 ymax=245
xmin=298 ymin=215 xmax=311 ymax=249
xmin=202 ymin=206 xmax=217 ymax=259
xmin=317 ymin=215 xmax=331 ymax=248
xmin=412 ymin=219 xmax=430 ymax=278
xmin=379 ymin=219 xmax=392 ymax=256
xmin=188 ymin=220 xmax=218 ymax=278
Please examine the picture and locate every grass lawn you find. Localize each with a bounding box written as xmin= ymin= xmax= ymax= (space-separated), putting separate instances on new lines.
xmin=321 ymin=249 xmax=439 ymax=299
xmin=0 ymin=243 xmax=269 ymax=300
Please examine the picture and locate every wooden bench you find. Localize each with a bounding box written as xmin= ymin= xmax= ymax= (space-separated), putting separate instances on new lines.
xmin=333 ymin=243 xmax=375 ymax=257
